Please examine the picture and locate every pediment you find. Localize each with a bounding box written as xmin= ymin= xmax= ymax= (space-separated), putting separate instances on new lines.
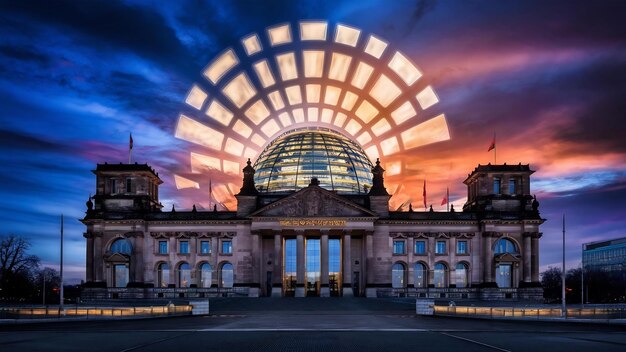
xmin=494 ymin=253 xmax=521 ymax=262
xmin=249 ymin=186 xmax=377 ymax=218
xmin=104 ymin=253 xmax=130 ymax=262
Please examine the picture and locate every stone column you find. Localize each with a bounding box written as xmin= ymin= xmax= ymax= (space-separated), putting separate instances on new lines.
xmin=251 ymin=231 xmax=261 ymax=297
xmin=295 ymin=232 xmax=305 ymax=297
xmin=94 ymin=234 xmax=103 ymax=282
xmin=320 ymin=231 xmax=329 ymax=297
xmin=523 ymin=233 xmax=532 ymax=282
xmin=169 ymin=235 xmax=176 ymax=286
xmin=134 ymin=234 xmax=144 ymax=284
xmin=407 ymin=237 xmax=414 ymax=288
xmin=343 ymin=232 xmax=352 ymax=297
xmin=211 ymin=235 xmax=219 ymax=287
xmin=531 ymin=235 xmax=540 ymax=282
xmin=483 ymin=234 xmax=493 ymax=284
xmin=272 ymin=233 xmax=282 ymax=297
xmin=85 ymin=234 xmax=94 ymax=282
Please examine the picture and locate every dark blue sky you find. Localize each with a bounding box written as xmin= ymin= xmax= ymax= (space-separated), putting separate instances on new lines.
xmin=1 ymin=0 xmax=625 ymax=282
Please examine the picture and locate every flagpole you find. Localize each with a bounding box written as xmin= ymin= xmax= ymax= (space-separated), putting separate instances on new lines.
xmin=129 ymin=133 xmax=133 ymax=164
xmin=494 ymin=132 xmax=497 ymax=164
xmin=60 ymin=214 xmax=64 ymax=314
xmin=562 ymin=213 xmax=566 ymax=317
xmin=446 ymin=187 xmax=449 ymax=212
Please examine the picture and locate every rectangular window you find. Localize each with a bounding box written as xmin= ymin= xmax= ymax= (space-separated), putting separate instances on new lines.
xmin=509 ymin=178 xmax=516 ymax=194
xmin=158 ymin=240 xmax=168 ymax=254
xmin=493 ymin=177 xmax=501 ymax=194
xmin=200 ymin=240 xmax=211 ymax=254
xmin=222 ymin=240 xmax=232 ymax=254
xmin=179 ymin=240 xmax=189 ymax=254
xmin=457 ymin=240 xmax=468 ymax=254
xmin=126 ymin=178 xmax=132 ymax=193
xmin=414 ymin=241 xmax=426 ymax=255
xmin=110 ymin=179 xmax=117 ymax=194
xmin=436 ymin=241 xmax=447 ymax=254
xmin=393 ymin=240 xmax=405 ymax=255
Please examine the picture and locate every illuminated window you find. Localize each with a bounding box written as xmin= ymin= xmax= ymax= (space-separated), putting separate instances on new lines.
xmin=388 ymin=51 xmax=421 ymax=85
xmin=158 ymin=240 xmax=168 ymax=254
xmin=241 ymin=34 xmax=262 ymax=55
xmin=185 ymin=85 xmax=207 ymax=110
xmin=179 ymin=240 xmax=189 ymax=254
xmin=276 ymin=52 xmax=298 ymax=81
xmin=110 ymin=239 xmax=132 ymax=255
xmin=495 ymin=239 xmax=517 ymax=254
xmin=509 ymin=178 xmax=516 ymax=194
xmin=303 ymin=50 xmax=324 ymax=78
xmin=434 ymin=263 xmax=447 ymax=288
xmin=436 ymin=241 xmax=447 ymax=254
xmin=416 ymin=86 xmax=439 ymax=109
xmin=414 ymin=262 xmax=427 ymax=288
xmin=393 ymin=240 xmax=405 ymax=255
xmin=204 ymin=49 xmax=238 ymax=84
xmin=157 ymin=263 xmax=170 ymax=288
xmin=351 ymin=62 xmax=373 ymax=89
xmin=457 ymin=241 xmax=468 ymax=254
xmin=178 ymin=262 xmax=191 ymax=287
xmin=222 ymin=240 xmax=233 ymax=254
xmin=221 ymin=263 xmax=234 ymax=288
xmin=455 ymin=263 xmax=469 ymax=288
xmin=334 ymin=24 xmax=360 ymax=47
xmin=200 ymin=240 xmax=211 ymax=255
xmin=494 ymin=177 xmax=501 ymax=194
xmin=329 ymin=53 xmax=352 ymax=81
xmin=253 ymin=60 xmax=276 ymax=88
xmin=200 ymin=263 xmax=212 ymax=288
xmin=364 ymin=34 xmax=387 ymax=59
xmin=414 ymin=241 xmax=426 ymax=255
xmin=300 ymin=21 xmax=327 ymax=41
xmin=267 ymin=24 xmax=292 ymax=46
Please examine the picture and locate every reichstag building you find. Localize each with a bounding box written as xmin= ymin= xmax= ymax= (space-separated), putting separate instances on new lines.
xmin=81 ymin=128 xmax=544 ymax=300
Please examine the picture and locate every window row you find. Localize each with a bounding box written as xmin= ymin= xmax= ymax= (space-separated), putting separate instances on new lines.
xmin=391 ymin=262 xmax=470 ymax=288
xmin=156 ymin=239 xmax=232 ymax=255
xmin=155 ymin=262 xmax=233 ymax=288
xmin=393 ymin=240 xmax=469 ymax=255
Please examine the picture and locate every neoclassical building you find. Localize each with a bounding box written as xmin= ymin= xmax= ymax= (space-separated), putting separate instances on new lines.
xmin=82 ymin=129 xmax=544 ymax=300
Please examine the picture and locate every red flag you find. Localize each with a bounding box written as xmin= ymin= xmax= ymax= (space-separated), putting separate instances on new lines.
xmin=441 ymin=187 xmax=449 ymax=206
xmin=487 ymin=133 xmax=495 ymax=152
xmin=423 ymin=180 xmax=427 ymax=209
xmin=129 ymin=133 xmax=134 ymax=150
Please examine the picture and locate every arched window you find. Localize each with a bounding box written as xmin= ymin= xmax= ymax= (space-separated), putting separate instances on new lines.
xmin=157 ymin=263 xmax=169 ymax=288
xmin=414 ymin=262 xmax=427 ymax=288
xmin=221 ymin=263 xmax=234 ymax=288
xmin=494 ymin=238 xmax=518 ymax=254
xmin=455 ymin=262 xmax=469 ymax=288
xmin=392 ymin=263 xmax=406 ymax=288
xmin=199 ymin=263 xmax=212 ymax=288
xmin=110 ymin=238 xmax=132 ymax=254
xmin=434 ymin=263 xmax=448 ymax=288
xmin=178 ymin=262 xmax=191 ymax=287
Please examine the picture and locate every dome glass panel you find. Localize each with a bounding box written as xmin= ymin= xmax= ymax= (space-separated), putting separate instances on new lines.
xmin=253 ymin=128 xmax=373 ymax=193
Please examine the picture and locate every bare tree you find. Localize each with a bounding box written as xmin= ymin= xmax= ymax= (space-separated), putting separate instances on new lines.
xmin=0 ymin=235 xmax=40 ymax=295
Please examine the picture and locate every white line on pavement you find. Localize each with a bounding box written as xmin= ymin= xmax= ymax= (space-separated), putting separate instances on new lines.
xmin=439 ymin=332 xmax=512 ymax=352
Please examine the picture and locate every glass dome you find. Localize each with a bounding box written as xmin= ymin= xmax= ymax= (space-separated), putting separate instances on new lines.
xmin=253 ymin=128 xmax=373 ymax=193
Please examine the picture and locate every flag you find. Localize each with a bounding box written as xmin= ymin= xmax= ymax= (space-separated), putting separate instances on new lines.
xmin=129 ymin=133 xmax=134 ymax=150
xmin=423 ymin=180 xmax=427 ymax=209
xmin=441 ymin=189 xmax=448 ymax=206
xmin=487 ymin=133 xmax=496 ymax=152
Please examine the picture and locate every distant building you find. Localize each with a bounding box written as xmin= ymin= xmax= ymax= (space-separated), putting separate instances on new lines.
xmin=81 ymin=128 xmax=545 ymax=300
xmin=583 ymin=237 xmax=626 ymax=272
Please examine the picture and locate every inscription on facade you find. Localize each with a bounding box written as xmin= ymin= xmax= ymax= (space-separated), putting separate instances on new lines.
xmin=279 ymin=219 xmax=346 ymax=227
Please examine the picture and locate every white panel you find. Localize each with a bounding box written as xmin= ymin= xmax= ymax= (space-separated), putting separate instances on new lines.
xmin=190 ymin=152 xmax=221 ymax=173
xmin=401 ymin=114 xmax=450 ymax=149
xmin=204 ymin=49 xmax=238 ymax=84
xmin=380 ymin=136 xmax=400 ymax=154
xmin=370 ymin=74 xmax=402 ymax=107
xmin=222 ymin=73 xmax=256 ymax=108
xmin=267 ymin=24 xmax=292 ymax=46
xmin=306 ymin=84 xmax=321 ymax=103
xmin=174 ymin=175 xmax=200 ymax=189
xmin=371 ymin=119 xmax=392 ymax=136
xmin=300 ymin=21 xmax=327 ymax=41
xmin=388 ymin=51 xmax=422 ymax=85
xmin=243 ymin=147 xmax=258 ymax=160
xmin=344 ymin=119 xmax=362 ymax=135
xmin=285 ymin=85 xmax=302 ymax=105
xmin=251 ymin=133 xmax=266 ymax=147
xmin=416 ymin=85 xmax=439 ymax=110
xmin=390 ymin=101 xmax=416 ymax=125
xmin=364 ymin=145 xmax=380 ymax=161
xmin=241 ymin=34 xmax=262 ymax=56
xmin=351 ymin=62 xmax=374 ymax=89
xmin=233 ymin=120 xmax=253 ymax=138
xmin=324 ymin=86 xmax=341 ymax=106
xmin=328 ymin=53 xmax=352 ymax=82
xmin=253 ymin=60 xmax=276 ymax=88
xmin=276 ymin=52 xmax=298 ymax=81
xmin=267 ymin=90 xmax=285 ymax=110
xmin=334 ymin=24 xmax=361 ymax=47
xmin=205 ymin=100 xmax=233 ymax=126
xmin=341 ymin=91 xmax=358 ymax=111
xmin=185 ymin=85 xmax=207 ymax=110
xmin=303 ymin=50 xmax=324 ymax=78
xmin=307 ymin=107 xmax=319 ymax=122
xmin=364 ymin=35 xmax=387 ymax=59
xmin=224 ymin=138 xmax=244 ymax=156
xmin=244 ymin=99 xmax=270 ymax=125
xmin=320 ymin=108 xmax=334 ymax=123
xmin=354 ymin=100 xmax=379 ymax=123
xmin=261 ymin=119 xmax=281 ymax=137
xmin=278 ymin=111 xmax=292 ymax=127
xmin=333 ymin=112 xmax=347 ymax=128
xmin=223 ymin=160 xmax=241 ymax=176
xmin=356 ymin=131 xmax=372 ymax=145
xmin=175 ymin=115 xmax=224 ymax=150
xmin=292 ymin=108 xmax=305 ymax=123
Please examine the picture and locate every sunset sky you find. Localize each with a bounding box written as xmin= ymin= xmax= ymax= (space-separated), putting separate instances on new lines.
xmin=1 ymin=0 xmax=625 ymax=282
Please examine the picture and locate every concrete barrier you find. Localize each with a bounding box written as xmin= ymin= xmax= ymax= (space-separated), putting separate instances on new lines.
xmin=416 ymin=299 xmax=435 ymax=315
xmin=190 ymin=301 xmax=209 ymax=315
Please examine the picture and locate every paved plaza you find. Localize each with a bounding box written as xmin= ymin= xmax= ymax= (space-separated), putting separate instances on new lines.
xmin=1 ymin=298 xmax=625 ymax=351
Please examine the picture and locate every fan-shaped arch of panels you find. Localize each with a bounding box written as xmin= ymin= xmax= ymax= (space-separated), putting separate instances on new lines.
xmin=174 ymin=21 xmax=450 ymax=210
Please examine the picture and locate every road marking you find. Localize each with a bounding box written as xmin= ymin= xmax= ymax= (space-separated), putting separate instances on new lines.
xmin=199 ymin=328 xmax=430 ymax=332
xmin=439 ymin=332 xmax=512 ymax=352
xmin=118 ymin=332 xmax=193 ymax=352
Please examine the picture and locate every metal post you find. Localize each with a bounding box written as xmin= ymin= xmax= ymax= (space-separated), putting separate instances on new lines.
xmin=60 ymin=214 xmax=65 ymax=313
xmin=561 ymin=214 xmax=566 ymax=317
xmin=42 ymin=271 xmax=46 ymax=306
xmin=581 ymin=244 xmax=584 ymax=307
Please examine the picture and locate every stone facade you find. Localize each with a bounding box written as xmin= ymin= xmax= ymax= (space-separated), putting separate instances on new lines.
xmin=82 ymin=162 xmax=544 ymax=300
